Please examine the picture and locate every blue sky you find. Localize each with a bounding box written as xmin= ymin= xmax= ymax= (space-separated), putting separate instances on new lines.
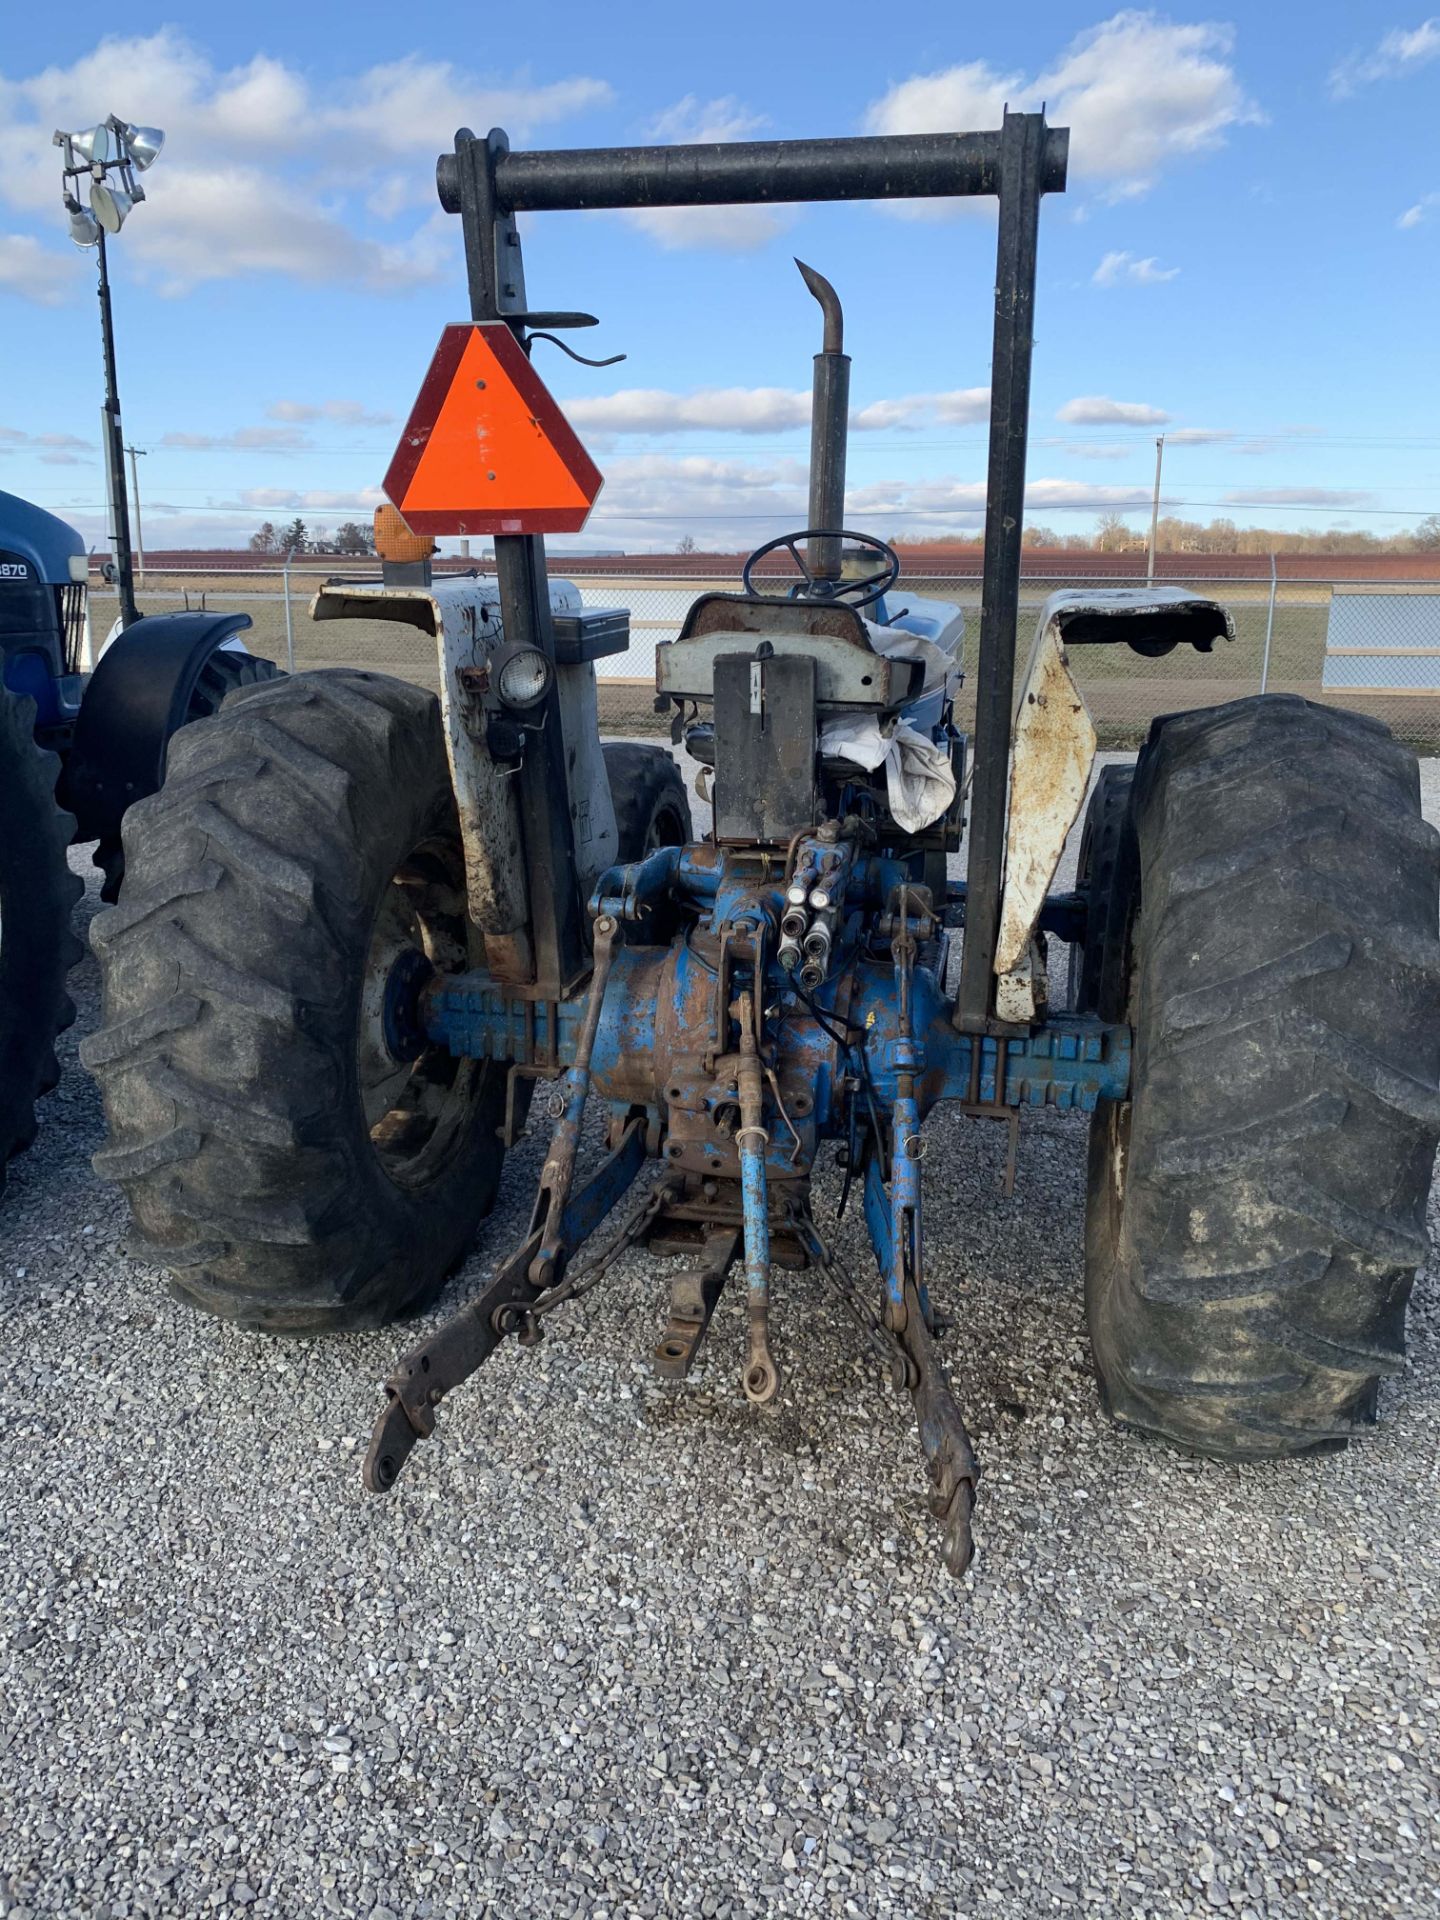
xmin=1 ymin=3 xmax=1436 ymax=554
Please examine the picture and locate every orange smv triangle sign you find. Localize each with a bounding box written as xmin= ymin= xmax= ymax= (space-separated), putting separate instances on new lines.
xmin=383 ymin=323 xmax=603 ymax=537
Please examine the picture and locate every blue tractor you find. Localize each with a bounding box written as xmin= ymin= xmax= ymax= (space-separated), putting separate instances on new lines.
xmin=83 ymin=118 xmax=1440 ymax=1570
xmin=0 ymin=488 xmax=277 ymax=1198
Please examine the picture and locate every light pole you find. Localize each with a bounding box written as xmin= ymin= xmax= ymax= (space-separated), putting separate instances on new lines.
xmin=1146 ymin=432 xmax=1165 ymax=585
xmin=125 ymin=444 xmax=147 ymax=589
xmin=54 ymin=114 xmax=164 ymax=630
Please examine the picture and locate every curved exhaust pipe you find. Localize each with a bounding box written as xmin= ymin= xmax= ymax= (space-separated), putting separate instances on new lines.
xmin=796 ymin=257 xmax=843 ymax=353
xmin=795 ymin=258 xmax=850 ymax=585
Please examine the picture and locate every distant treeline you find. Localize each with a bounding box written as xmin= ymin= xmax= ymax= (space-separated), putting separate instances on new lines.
xmin=896 ymin=512 xmax=1440 ymax=557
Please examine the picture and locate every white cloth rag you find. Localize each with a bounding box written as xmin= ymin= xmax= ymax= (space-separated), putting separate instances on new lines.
xmin=818 ymin=714 xmax=956 ymax=834
xmin=860 ymin=617 xmax=958 ymax=699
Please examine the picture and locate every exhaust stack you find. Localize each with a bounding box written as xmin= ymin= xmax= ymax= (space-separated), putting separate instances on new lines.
xmin=796 ymin=259 xmax=849 ymax=586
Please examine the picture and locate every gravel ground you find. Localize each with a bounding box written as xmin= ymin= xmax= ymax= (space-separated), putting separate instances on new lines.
xmin=1 ymin=754 xmax=1437 ymax=1920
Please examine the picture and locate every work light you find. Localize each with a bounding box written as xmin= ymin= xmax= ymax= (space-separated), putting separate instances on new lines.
xmin=495 ymin=646 xmax=554 ymax=710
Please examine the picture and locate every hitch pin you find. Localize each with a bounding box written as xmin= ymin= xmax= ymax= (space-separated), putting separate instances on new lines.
xmin=736 ymin=988 xmax=779 ymax=1406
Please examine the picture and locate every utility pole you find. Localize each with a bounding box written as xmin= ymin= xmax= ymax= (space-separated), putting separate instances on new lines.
xmin=1146 ymin=432 xmax=1165 ymax=585
xmin=125 ymin=443 xmax=147 ymax=591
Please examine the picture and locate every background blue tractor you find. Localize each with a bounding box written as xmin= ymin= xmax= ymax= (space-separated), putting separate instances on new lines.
xmin=0 ymin=488 xmax=277 ymax=1198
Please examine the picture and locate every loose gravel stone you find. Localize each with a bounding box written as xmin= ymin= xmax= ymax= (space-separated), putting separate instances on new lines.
xmin=0 ymin=755 xmax=1436 ymax=1920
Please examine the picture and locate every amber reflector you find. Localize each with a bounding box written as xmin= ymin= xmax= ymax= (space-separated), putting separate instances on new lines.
xmin=374 ymin=503 xmax=436 ymax=563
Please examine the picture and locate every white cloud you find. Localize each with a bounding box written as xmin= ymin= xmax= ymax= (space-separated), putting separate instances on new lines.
xmin=565 ymin=385 xmax=992 ymax=436
xmin=1092 ymin=249 xmax=1180 ymax=286
xmin=1398 ymin=192 xmax=1440 ymax=228
xmin=863 ymin=11 xmax=1261 ymax=210
xmin=0 ymin=33 xmax=611 ymax=292
xmin=567 ymin=388 xmax=811 ymax=435
xmin=620 ymin=97 xmax=790 ymax=252
xmin=0 ymin=232 xmax=81 ymax=305
xmin=1223 ymin=487 xmax=1374 ymax=508
xmin=161 ymin=427 xmax=313 ymax=452
xmin=585 ymin=453 xmax=810 ymax=547
xmin=1330 ymin=19 xmax=1440 ymax=97
xmin=848 ymin=474 xmax=1154 ymax=529
xmin=320 ymin=59 xmax=610 ymax=156
xmin=931 ymin=389 xmax=992 ymax=425
xmin=106 ymin=168 xmax=454 ymax=297
xmin=647 ymin=95 xmax=765 ymax=144
xmin=1048 ymin=424 xmax=1233 ymax=453
xmin=848 ymin=398 xmax=924 ymax=432
xmin=1052 ymin=441 xmax=1136 ymax=461
xmin=581 ymin=450 xmax=1159 ymax=549
xmin=236 ymin=486 xmax=387 ymax=512
xmin=0 ymin=426 xmax=94 ymax=451
xmin=1057 ymin=395 xmax=1171 ymax=425
xmin=850 ymin=388 xmax=991 ymax=429
xmin=267 ymin=399 xmax=395 ymax=428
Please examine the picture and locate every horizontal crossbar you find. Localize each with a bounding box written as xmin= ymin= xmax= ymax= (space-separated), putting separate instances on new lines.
xmin=438 ymin=126 xmax=1069 ymax=216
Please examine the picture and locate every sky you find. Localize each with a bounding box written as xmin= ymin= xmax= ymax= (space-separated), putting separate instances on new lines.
xmin=0 ymin=3 xmax=1437 ymax=555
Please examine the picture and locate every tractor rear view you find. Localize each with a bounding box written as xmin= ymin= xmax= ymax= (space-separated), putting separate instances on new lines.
xmin=84 ymin=115 xmax=1440 ymax=1572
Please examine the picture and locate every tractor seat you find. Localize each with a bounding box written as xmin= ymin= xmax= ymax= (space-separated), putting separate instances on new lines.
xmin=656 ymin=591 xmax=961 ymax=716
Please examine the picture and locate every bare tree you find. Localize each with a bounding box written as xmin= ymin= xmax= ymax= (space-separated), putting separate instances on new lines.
xmin=1094 ymin=512 xmax=1132 ymax=552
xmin=333 ymin=520 xmax=376 ymax=556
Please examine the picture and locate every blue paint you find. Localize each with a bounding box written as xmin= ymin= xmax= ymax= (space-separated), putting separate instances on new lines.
xmin=738 ymin=1119 xmax=771 ymax=1295
xmin=1 ymin=646 xmax=64 ymax=727
xmin=424 ymin=958 xmax=1131 ymax=1120
xmin=862 ymin=1154 xmax=895 ymax=1301
xmin=558 ymin=1118 xmax=646 ymax=1249
xmin=417 ymin=834 xmax=1132 ymax=1301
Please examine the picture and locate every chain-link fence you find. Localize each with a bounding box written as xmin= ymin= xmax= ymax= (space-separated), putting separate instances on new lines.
xmin=102 ymin=566 xmax=1440 ymax=751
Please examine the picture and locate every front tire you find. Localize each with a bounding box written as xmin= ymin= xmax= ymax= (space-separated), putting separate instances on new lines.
xmin=603 ymin=741 xmax=691 ymax=858
xmin=83 ymin=670 xmax=508 ymax=1332
xmin=1085 ymin=695 xmax=1440 ymax=1459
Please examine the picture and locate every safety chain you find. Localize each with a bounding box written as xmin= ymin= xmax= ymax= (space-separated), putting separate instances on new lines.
xmin=796 ymin=1214 xmax=917 ymax=1392
xmin=515 ymin=1175 xmax=678 ymax=1331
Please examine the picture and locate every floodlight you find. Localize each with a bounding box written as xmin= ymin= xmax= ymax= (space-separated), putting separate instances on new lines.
xmin=116 ymin=121 xmax=165 ymax=171
xmin=70 ymin=124 xmax=113 ymax=165
xmin=66 ymin=199 xmax=101 ymax=247
xmin=89 ymin=179 xmax=135 ymax=233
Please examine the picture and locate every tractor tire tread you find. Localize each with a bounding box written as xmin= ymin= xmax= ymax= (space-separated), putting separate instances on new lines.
xmin=87 ymin=668 xmax=507 ymax=1333
xmin=603 ymin=742 xmax=694 ymax=860
xmin=1085 ymin=694 xmax=1440 ymax=1460
xmin=0 ymin=683 xmax=84 ymax=1196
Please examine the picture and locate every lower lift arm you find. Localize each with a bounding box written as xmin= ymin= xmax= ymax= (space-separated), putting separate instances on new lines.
xmin=364 ymin=915 xmax=645 ymax=1494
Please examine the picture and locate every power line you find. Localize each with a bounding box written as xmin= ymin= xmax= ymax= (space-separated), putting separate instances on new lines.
xmin=36 ymin=496 xmax=1440 ymax=520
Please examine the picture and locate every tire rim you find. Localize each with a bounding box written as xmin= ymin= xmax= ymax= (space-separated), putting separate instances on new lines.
xmin=357 ymin=834 xmax=489 ymax=1191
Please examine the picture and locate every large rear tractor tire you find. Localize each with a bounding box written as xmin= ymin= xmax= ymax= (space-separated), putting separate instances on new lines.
xmin=1084 ymin=695 xmax=1440 ymax=1459
xmin=0 ymin=683 xmax=84 ymax=1199
xmin=603 ymin=741 xmax=692 ymax=859
xmin=83 ymin=670 xmax=509 ymax=1333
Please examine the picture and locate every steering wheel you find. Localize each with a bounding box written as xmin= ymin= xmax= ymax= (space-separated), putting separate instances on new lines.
xmin=741 ymin=529 xmax=900 ymax=611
